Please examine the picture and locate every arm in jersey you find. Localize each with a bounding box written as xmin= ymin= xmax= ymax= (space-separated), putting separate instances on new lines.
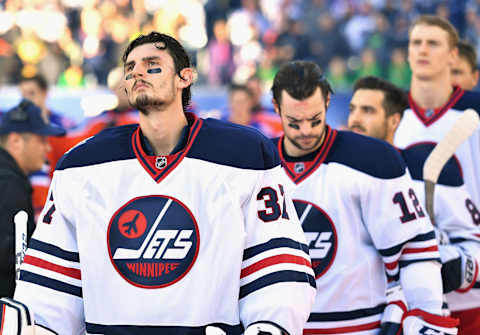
xmin=363 ymin=166 xmax=443 ymax=315
xmin=239 ymin=164 xmax=316 ymax=335
xmin=13 ymin=171 xmax=85 ymax=335
xmin=433 ymin=183 xmax=480 ymax=293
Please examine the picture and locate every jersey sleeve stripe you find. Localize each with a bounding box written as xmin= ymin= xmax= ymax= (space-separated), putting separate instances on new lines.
xmin=23 ymin=255 xmax=81 ymax=280
xmin=29 ymin=239 xmax=79 ymax=263
xmin=378 ymin=231 xmax=436 ymax=257
xmin=239 ymin=270 xmax=316 ymax=299
xmin=307 ymin=304 xmax=385 ymax=321
xmin=402 ymin=246 xmax=439 ymax=254
xmin=243 ymin=237 xmax=309 ymax=260
xmin=85 ymin=322 xmax=243 ymax=335
xmin=241 ymin=254 xmax=311 ymax=278
xmin=19 ymin=271 xmax=82 ymax=298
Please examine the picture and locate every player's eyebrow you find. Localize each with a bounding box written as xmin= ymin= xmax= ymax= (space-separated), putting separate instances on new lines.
xmin=124 ymin=56 xmax=162 ymax=71
xmin=287 ymin=113 xmax=322 ymax=122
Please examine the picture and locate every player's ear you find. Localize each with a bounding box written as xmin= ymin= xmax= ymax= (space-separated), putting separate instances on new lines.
xmin=325 ymin=93 xmax=331 ymax=109
xmin=178 ymin=68 xmax=194 ymax=89
xmin=272 ymin=99 xmax=280 ymax=115
xmin=388 ymin=113 xmax=401 ymax=133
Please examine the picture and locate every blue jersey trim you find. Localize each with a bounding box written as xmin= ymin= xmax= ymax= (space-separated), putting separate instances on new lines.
xmin=452 ymin=90 xmax=480 ymax=113
xmin=400 ymin=144 xmax=463 ymax=186
xmin=187 ymin=118 xmax=280 ymax=170
xmin=378 ymin=231 xmax=436 ymax=257
xmin=19 ymin=271 xmax=82 ymax=298
xmin=57 ymin=124 xmax=137 ymax=170
xmin=243 ymin=238 xmax=309 ymax=261
xmin=307 ymin=304 xmax=385 ymax=322
xmin=57 ymin=118 xmax=280 ymax=171
xmin=325 ymin=131 xmax=406 ymax=179
xmin=85 ymin=323 xmax=243 ymax=335
xmin=239 ymin=270 xmax=316 ymax=299
xmin=29 ymin=239 xmax=79 ymax=262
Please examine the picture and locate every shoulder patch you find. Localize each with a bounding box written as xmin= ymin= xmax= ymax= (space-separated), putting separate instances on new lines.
xmin=187 ymin=118 xmax=280 ymax=170
xmin=56 ymin=124 xmax=137 ymax=170
xmin=325 ymin=131 xmax=406 ymax=179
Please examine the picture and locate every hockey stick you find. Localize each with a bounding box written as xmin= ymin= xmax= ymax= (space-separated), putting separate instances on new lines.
xmin=14 ymin=210 xmax=28 ymax=281
xmin=423 ymin=109 xmax=480 ymax=223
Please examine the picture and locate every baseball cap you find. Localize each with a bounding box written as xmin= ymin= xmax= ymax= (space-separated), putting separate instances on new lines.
xmin=0 ymin=99 xmax=66 ymax=136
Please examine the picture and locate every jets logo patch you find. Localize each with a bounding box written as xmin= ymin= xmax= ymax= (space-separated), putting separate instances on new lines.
xmin=293 ymin=199 xmax=337 ymax=278
xmin=107 ymin=195 xmax=199 ymax=288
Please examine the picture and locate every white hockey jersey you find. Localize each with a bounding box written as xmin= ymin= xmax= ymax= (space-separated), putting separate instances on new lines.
xmin=14 ymin=113 xmax=316 ymax=335
xmin=394 ymin=87 xmax=480 ymax=207
xmin=274 ymin=127 xmax=442 ymax=335
xmin=400 ymin=142 xmax=480 ymax=312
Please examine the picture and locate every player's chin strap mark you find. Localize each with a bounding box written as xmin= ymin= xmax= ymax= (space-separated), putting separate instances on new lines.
xmin=147 ymin=68 xmax=162 ymax=74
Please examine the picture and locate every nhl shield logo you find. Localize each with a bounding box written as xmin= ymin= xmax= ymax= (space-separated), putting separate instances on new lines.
xmin=294 ymin=162 xmax=305 ymax=174
xmin=155 ymin=156 xmax=167 ymax=169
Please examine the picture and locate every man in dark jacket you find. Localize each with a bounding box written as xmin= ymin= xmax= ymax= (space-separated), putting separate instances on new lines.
xmin=0 ymin=99 xmax=65 ymax=297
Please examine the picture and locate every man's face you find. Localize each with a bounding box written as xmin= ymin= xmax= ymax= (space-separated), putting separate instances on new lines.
xmin=20 ymin=134 xmax=50 ymax=174
xmin=408 ymin=24 xmax=456 ymax=80
xmin=123 ymin=43 xmax=178 ymax=113
xmin=348 ymin=89 xmax=389 ymax=141
xmin=229 ymin=90 xmax=253 ymax=125
xmin=451 ymin=56 xmax=479 ymax=90
xmin=274 ymin=87 xmax=327 ymax=156
xmin=19 ymin=81 xmax=47 ymax=109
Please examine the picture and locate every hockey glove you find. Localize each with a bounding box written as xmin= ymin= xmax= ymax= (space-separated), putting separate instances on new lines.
xmin=244 ymin=322 xmax=289 ymax=335
xmin=439 ymin=244 xmax=478 ymax=293
xmin=0 ymin=298 xmax=56 ymax=335
xmin=379 ymin=282 xmax=407 ymax=335
xmin=402 ymin=309 xmax=458 ymax=335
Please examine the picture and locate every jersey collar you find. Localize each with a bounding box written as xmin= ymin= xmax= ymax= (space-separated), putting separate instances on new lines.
xmin=131 ymin=112 xmax=202 ymax=183
xmin=278 ymin=125 xmax=337 ymax=184
xmin=408 ymin=86 xmax=464 ymax=127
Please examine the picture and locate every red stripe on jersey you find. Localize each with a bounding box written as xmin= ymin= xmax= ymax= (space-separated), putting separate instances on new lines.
xmin=241 ymin=254 xmax=311 ymax=278
xmin=303 ymin=320 xmax=380 ymax=334
xmin=402 ymin=246 xmax=438 ymax=254
xmin=384 ymin=260 xmax=398 ymax=270
xmin=23 ymin=255 xmax=81 ymax=280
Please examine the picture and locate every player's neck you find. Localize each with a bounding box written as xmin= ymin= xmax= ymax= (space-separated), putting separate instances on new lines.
xmin=139 ymin=107 xmax=188 ymax=156
xmin=410 ymin=74 xmax=454 ymax=110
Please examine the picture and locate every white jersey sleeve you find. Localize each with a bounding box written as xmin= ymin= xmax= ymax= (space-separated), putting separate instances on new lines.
xmin=361 ymin=165 xmax=443 ymax=314
xmin=239 ymin=165 xmax=316 ymax=335
xmin=14 ymin=170 xmax=85 ymax=335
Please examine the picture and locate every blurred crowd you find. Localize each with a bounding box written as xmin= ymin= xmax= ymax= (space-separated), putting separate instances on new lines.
xmin=1 ymin=0 xmax=480 ymax=94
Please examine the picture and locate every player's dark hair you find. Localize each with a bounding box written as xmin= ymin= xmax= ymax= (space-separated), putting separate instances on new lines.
xmin=122 ymin=32 xmax=192 ymax=111
xmin=228 ymin=83 xmax=253 ymax=98
xmin=271 ymin=60 xmax=333 ymax=108
xmin=409 ymin=15 xmax=459 ymax=49
xmin=19 ymin=74 xmax=48 ymax=92
xmin=353 ymin=76 xmax=409 ymax=118
xmin=457 ymin=40 xmax=478 ymax=73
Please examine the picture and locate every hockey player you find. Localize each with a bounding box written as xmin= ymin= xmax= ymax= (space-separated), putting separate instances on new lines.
xmin=394 ymin=15 xmax=480 ymax=214
xmin=451 ymin=40 xmax=479 ymax=90
xmin=0 ymin=32 xmax=316 ymax=335
xmin=271 ymin=60 xmax=458 ymax=335
xmin=348 ymin=75 xmax=480 ymax=334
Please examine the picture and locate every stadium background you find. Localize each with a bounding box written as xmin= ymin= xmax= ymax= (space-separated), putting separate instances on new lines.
xmin=0 ymin=0 xmax=479 ymax=128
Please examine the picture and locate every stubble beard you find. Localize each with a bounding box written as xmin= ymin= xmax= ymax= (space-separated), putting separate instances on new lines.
xmin=131 ymin=94 xmax=166 ymax=115
xmin=287 ymin=132 xmax=324 ymax=154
